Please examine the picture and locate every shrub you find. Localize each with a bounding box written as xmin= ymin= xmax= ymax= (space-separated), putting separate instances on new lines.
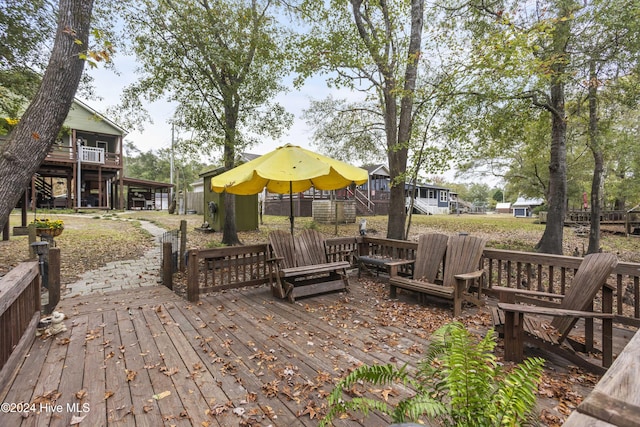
xmin=321 ymin=322 xmax=544 ymax=426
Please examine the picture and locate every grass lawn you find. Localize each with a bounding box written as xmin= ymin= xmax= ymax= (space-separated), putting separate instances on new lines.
xmin=3 ymin=209 xmax=640 ymax=284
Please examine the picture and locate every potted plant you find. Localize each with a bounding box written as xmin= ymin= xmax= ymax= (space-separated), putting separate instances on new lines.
xmin=32 ymin=218 xmax=64 ymax=237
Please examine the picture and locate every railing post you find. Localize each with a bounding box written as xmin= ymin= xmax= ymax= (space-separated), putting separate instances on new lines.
xmin=187 ymin=249 xmax=199 ymax=302
xmin=602 ymin=285 xmax=614 ymax=368
xmin=46 ymin=248 xmax=61 ymax=314
xmin=162 ymin=242 xmax=173 ymax=290
xmin=179 ymin=220 xmax=187 ymax=272
xmin=28 ymin=224 xmax=36 ymax=259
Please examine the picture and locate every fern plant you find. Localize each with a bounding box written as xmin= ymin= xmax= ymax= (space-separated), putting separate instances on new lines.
xmin=320 ymin=322 xmax=544 ymax=427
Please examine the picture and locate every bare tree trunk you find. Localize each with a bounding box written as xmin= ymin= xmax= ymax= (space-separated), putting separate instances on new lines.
xmin=0 ymin=0 xmax=93 ymax=232
xmin=587 ymin=60 xmax=603 ymax=254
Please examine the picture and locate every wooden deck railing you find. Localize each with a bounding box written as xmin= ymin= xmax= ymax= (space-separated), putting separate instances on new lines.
xmin=0 ymin=262 xmax=41 ymax=387
xmin=186 ymin=244 xmax=272 ymax=302
xmin=482 ymin=248 xmax=640 ymax=328
xmin=184 ymin=236 xmax=640 ymax=327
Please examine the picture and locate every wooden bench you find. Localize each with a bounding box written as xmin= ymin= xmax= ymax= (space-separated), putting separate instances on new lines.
xmin=268 ymin=230 xmax=350 ymax=302
xmin=389 ymin=234 xmax=485 ymax=317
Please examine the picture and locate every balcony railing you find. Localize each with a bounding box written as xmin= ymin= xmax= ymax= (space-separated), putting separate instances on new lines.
xmin=46 ymin=145 xmax=120 ymax=167
xmin=80 ymin=146 xmax=104 ymax=164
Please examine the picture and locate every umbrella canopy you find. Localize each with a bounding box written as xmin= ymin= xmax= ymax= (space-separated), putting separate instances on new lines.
xmin=210 ymin=144 xmax=368 ymax=195
xmin=210 ymin=144 xmax=369 ymax=235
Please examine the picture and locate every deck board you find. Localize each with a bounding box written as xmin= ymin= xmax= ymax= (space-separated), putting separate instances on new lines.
xmin=80 ymin=312 xmax=108 ymax=427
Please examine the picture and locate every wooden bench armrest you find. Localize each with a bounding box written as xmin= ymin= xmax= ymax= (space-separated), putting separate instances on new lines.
xmin=266 ymin=256 xmax=284 ymax=264
xmin=385 ymin=259 xmax=415 ymax=267
xmin=454 ymin=269 xmax=484 ymax=281
xmin=497 ymin=302 xmax=614 ymax=319
xmin=492 ymin=286 xmax=565 ymax=300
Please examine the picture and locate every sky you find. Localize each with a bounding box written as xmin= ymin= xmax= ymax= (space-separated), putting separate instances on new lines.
xmin=79 ymin=54 xmax=494 ymax=186
xmin=79 ymin=55 xmax=342 ymax=162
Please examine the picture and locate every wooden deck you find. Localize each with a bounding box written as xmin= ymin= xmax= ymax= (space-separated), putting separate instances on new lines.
xmin=1 ymin=277 xmax=635 ymax=426
xmin=2 ymin=280 xmax=457 ymax=426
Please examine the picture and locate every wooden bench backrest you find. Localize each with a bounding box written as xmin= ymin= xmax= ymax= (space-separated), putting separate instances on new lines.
xmin=269 ymin=230 xmax=297 ymax=269
xmin=413 ymin=233 xmax=449 ymax=282
xmin=552 ymin=252 xmax=618 ymax=335
xmin=296 ymin=229 xmax=328 ymax=267
xmin=442 ymin=235 xmax=486 ymax=288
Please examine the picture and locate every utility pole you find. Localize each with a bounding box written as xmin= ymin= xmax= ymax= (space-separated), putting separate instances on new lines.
xmin=170 ymin=123 xmax=175 ymax=206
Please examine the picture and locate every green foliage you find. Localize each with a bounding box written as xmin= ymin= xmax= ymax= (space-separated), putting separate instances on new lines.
xmin=120 ymin=0 xmax=293 ymax=159
xmin=321 ymin=322 xmax=544 ymax=426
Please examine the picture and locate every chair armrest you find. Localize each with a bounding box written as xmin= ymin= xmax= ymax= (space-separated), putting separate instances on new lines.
xmin=385 ymin=259 xmax=416 ymax=267
xmin=492 ymin=286 xmax=565 ymax=300
xmin=266 ymin=256 xmax=284 ymax=264
xmin=385 ymin=259 xmax=415 ymax=277
xmin=497 ymin=302 xmax=614 ymax=319
xmin=454 ymin=269 xmax=484 ymax=281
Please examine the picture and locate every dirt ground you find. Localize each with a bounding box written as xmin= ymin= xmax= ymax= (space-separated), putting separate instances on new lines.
xmin=2 ymin=210 xmax=638 ymax=426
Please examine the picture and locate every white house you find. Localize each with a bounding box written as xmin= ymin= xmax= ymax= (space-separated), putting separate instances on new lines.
xmin=512 ymin=197 xmax=544 ymax=217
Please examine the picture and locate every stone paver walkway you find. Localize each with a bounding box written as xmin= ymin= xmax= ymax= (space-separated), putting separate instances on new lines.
xmin=62 ymin=220 xmax=166 ymax=297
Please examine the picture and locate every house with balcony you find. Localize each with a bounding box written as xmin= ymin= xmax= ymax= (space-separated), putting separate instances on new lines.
xmin=4 ymin=98 xmax=174 ymax=214
xmin=32 ymin=98 xmax=127 ymax=210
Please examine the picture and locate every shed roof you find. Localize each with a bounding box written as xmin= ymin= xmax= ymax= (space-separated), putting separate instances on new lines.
xmin=122 ymin=177 xmax=173 ymax=189
xmin=512 ymin=197 xmax=544 ymax=207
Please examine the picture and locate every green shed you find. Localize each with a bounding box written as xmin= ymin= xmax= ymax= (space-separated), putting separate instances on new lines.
xmin=201 ymin=167 xmax=259 ymax=231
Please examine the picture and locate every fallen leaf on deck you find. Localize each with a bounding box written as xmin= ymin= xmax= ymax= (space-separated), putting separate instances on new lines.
xmin=160 ymin=366 xmax=179 ymax=376
xmin=70 ymin=413 xmax=87 ymax=425
xmin=126 ymin=369 xmax=137 ymax=382
xmin=152 ymin=390 xmax=171 ymax=400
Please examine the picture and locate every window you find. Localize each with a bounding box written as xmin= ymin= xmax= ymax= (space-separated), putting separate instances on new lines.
xmin=439 ymin=191 xmax=448 ymax=202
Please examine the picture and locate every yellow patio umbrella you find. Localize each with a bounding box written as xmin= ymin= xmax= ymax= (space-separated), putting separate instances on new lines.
xmin=210 ymin=144 xmax=369 ymax=235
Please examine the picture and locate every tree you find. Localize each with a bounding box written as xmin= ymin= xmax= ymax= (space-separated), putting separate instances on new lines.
xmin=297 ymin=0 xmax=425 ymax=240
xmin=570 ymin=0 xmax=640 ymax=254
xmin=0 ymin=0 xmax=94 ymax=232
xmin=121 ymin=0 xmax=292 ymax=245
xmin=438 ymin=0 xmax=580 ymax=254
xmin=124 ymin=142 xmax=207 ymax=190
xmin=302 ymin=96 xmax=388 ymax=165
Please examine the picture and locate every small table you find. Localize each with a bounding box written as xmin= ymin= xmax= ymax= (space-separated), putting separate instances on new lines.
xmin=356 ymin=255 xmax=414 ymax=278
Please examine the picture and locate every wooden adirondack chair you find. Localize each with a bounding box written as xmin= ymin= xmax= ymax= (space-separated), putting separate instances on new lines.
xmin=268 ymin=230 xmax=350 ymax=302
xmin=389 ymin=234 xmax=486 ymax=317
xmin=494 ymin=252 xmax=618 ymax=374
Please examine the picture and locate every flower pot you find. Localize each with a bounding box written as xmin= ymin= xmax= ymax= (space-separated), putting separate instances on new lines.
xmin=36 ymin=228 xmax=63 ymax=237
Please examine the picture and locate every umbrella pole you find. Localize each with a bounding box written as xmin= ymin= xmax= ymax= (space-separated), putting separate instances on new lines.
xmin=289 ymin=181 xmax=294 ymax=237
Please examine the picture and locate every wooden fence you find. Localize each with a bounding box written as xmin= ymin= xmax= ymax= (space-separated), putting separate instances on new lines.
xmin=183 ymin=236 xmax=640 ymax=328
xmin=0 ymin=262 xmax=40 ymax=388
